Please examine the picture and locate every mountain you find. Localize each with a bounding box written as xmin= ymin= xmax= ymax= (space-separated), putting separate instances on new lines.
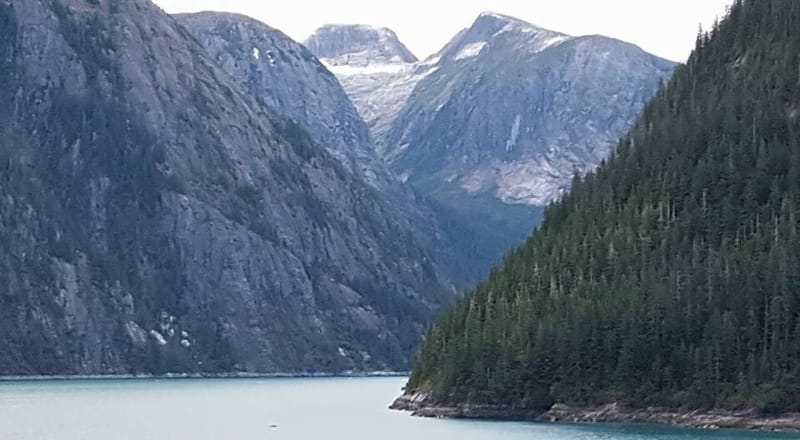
xmin=308 ymin=14 xmax=675 ymax=241
xmin=305 ymin=24 xmax=417 ymax=68
xmin=180 ymin=12 xmax=536 ymax=289
xmin=386 ymin=13 xmax=675 ymax=205
xmin=0 ymin=0 xmax=453 ymax=375
xmin=400 ymin=0 xmax=800 ymax=419
xmin=176 ymin=12 xmax=390 ymax=188
xmin=304 ymin=25 xmax=432 ymax=159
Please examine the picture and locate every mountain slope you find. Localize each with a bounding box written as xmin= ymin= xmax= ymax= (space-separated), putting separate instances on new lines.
xmin=305 ymin=24 xmax=417 ymax=68
xmin=179 ymin=12 xmax=537 ymax=289
xmin=303 ymin=25 xmax=434 ymax=159
xmin=385 ymin=13 xmax=675 ymax=207
xmin=177 ymin=12 xmax=390 ymax=188
xmin=0 ymin=0 xmax=452 ymax=375
xmin=308 ymin=14 xmax=674 ymax=257
xmin=402 ymin=0 xmax=800 ymax=416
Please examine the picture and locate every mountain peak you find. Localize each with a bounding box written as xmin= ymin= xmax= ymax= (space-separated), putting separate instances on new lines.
xmin=436 ymin=11 xmax=566 ymax=61
xmin=304 ymin=24 xmax=418 ymax=66
xmin=472 ymin=11 xmax=544 ymax=34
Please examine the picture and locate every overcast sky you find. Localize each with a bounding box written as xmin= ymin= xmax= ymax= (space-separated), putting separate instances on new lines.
xmin=154 ymin=0 xmax=733 ymax=62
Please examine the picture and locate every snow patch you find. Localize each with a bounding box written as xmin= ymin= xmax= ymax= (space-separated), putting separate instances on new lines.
xmin=323 ymin=61 xmax=409 ymax=76
xmin=423 ymin=56 xmax=441 ymax=66
xmin=149 ymin=329 xmax=167 ymax=346
xmin=506 ymin=115 xmax=522 ymax=152
xmin=454 ymin=42 xmax=487 ymax=61
xmin=125 ymin=321 xmax=147 ymax=346
xmin=479 ymin=11 xmax=508 ymax=19
xmin=539 ymin=35 xmax=570 ymax=51
xmin=252 ymin=47 xmax=260 ymax=60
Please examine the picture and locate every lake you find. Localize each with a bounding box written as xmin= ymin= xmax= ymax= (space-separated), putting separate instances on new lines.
xmin=0 ymin=376 xmax=797 ymax=440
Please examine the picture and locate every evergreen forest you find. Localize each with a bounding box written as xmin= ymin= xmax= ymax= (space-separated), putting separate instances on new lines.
xmin=407 ymin=0 xmax=800 ymax=414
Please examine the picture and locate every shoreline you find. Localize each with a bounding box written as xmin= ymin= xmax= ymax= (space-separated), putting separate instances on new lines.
xmin=390 ymin=393 xmax=800 ymax=433
xmin=0 ymin=371 xmax=409 ymax=382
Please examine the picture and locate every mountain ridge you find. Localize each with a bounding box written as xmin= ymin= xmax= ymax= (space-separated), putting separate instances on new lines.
xmin=307 ymin=14 xmax=674 ymax=225
xmin=305 ymin=24 xmax=418 ymax=67
xmin=175 ymin=11 xmax=391 ymax=189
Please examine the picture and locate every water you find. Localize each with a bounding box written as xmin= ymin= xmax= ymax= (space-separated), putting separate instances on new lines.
xmin=0 ymin=376 xmax=796 ymax=440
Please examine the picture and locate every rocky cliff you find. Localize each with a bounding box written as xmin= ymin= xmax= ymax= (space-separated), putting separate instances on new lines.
xmin=385 ymin=13 xmax=675 ymax=207
xmin=0 ymin=0 xmax=451 ymax=375
xmin=177 ymin=12 xmax=391 ymax=188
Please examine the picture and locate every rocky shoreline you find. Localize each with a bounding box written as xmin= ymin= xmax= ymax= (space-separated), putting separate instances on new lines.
xmin=390 ymin=393 xmax=800 ymax=432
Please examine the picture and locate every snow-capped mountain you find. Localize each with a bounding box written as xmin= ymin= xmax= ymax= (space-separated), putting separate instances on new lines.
xmin=307 ymin=12 xmax=675 ymax=210
xmin=304 ymin=25 xmax=433 ymax=158
xmin=305 ymin=24 xmax=417 ymax=67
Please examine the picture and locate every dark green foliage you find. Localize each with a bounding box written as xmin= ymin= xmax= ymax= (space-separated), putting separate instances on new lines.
xmin=408 ymin=0 xmax=800 ymax=414
xmin=0 ymin=2 xmax=16 ymax=73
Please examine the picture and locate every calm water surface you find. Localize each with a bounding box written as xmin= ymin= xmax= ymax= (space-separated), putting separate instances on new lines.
xmin=0 ymin=376 xmax=797 ymax=440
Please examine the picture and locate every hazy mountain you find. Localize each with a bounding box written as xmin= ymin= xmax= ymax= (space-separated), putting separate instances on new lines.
xmin=308 ymin=13 xmax=674 ymax=240
xmin=304 ymin=24 xmax=431 ymax=158
xmin=305 ymin=24 xmax=418 ymax=67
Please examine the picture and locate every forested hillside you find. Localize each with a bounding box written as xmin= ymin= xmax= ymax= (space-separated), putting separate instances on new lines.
xmin=406 ymin=0 xmax=800 ymax=413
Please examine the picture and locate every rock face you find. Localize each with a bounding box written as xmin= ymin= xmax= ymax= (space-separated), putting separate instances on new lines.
xmin=308 ymin=13 xmax=674 ymax=230
xmin=304 ymin=25 xmax=429 ymax=159
xmin=0 ymin=0 xmax=452 ymax=375
xmin=180 ymin=12 xmax=533 ymax=289
xmin=305 ymin=24 xmax=417 ymax=68
xmin=177 ymin=13 xmax=389 ymax=188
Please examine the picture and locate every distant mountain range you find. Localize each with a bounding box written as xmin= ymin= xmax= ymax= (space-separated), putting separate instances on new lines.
xmin=306 ymin=13 xmax=675 ymax=230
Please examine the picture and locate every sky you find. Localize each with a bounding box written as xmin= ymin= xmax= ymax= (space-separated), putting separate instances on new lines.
xmin=154 ymin=0 xmax=734 ymax=62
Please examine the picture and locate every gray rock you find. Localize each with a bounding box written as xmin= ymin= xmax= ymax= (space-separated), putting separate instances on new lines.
xmin=305 ymin=24 xmax=417 ymax=67
xmin=177 ymin=12 xmax=390 ymax=188
xmin=387 ymin=13 xmax=676 ymax=206
xmin=181 ymin=11 xmax=528 ymax=289
xmin=0 ymin=0 xmax=451 ymax=375
xmin=304 ymin=25 xmax=427 ymax=158
xmin=308 ymin=13 xmax=674 ymax=236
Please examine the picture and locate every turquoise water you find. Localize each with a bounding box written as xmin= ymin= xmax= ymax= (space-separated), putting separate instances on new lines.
xmin=0 ymin=376 xmax=796 ymax=440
